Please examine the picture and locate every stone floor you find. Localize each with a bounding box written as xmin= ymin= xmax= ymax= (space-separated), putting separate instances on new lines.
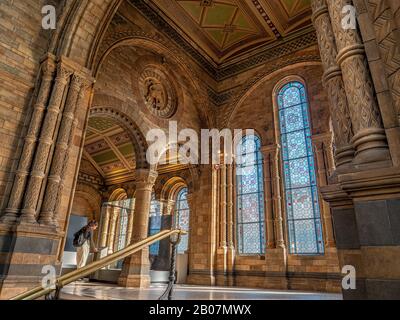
xmin=61 ymin=282 xmax=343 ymax=300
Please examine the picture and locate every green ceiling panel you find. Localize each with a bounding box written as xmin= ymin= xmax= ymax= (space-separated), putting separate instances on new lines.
xmin=178 ymin=1 xmax=203 ymax=23
xmin=92 ymin=149 xmax=119 ymax=165
xmin=203 ymin=3 xmax=236 ymax=26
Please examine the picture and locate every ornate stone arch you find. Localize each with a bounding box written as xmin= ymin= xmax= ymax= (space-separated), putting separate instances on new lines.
xmin=93 ymin=31 xmax=214 ymax=127
xmin=73 ymin=181 xmax=103 ymax=219
xmin=89 ymin=106 xmax=150 ymax=169
xmin=224 ymin=57 xmax=322 ymax=128
xmin=108 ymin=187 xmax=128 ymax=202
xmin=160 ymin=177 xmax=188 ymax=204
xmin=51 ymin=0 xmax=123 ymax=68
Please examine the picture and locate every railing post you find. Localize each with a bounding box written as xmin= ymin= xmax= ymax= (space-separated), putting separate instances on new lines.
xmin=159 ymin=232 xmax=182 ymax=301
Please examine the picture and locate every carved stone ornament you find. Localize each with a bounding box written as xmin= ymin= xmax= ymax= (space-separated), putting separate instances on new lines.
xmin=139 ymin=67 xmax=177 ymax=119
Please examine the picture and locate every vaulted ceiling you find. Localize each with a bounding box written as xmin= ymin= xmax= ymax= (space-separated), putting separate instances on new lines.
xmin=83 ymin=117 xmax=136 ymax=182
xmin=149 ymin=0 xmax=312 ymax=64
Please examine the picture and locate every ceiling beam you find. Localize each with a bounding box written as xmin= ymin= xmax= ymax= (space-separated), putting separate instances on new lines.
xmin=90 ymin=127 xmax=135 ymax=172
xmin=83 ymin=149 xmax=106 ymax=178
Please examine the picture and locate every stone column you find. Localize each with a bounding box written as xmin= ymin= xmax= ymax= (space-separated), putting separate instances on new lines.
xmin=107 ymin=208 xmax=118 ymax=255
xmin=20 ymin=62 xmax=73 ymax=224
xmin=261 ymin=146 xmax=276 ymax=249
xmin=327 ymin=0 xmax=391 ymax=165
xmin=226 ymin=163 xmax=235 ymax=286
xmin=312 ymin=134 xmax=336 ymax=248
xmin=100 ymin=205 xmax=111 ymax=249
xmin=153 ymin=199 xmax=175 ymax=271
xmin=271 ymin=145 xmax=285 ymax=249
xmin=118 ymin=169 xmax=158 ymax=288
xmin=126 ymin=198 xmax=135 ymax=246
xmin=311 ymin=0 xmax=355 ymax=169
xmin=1 ymin=56 xmax=56 ymax=223
xmin=262 ymin=145 xmax=288 ymax=289
xmin=219 ymin=163 xmax=227 ymax=248
xmin=39 ymin=74 xmax=86 ymax=226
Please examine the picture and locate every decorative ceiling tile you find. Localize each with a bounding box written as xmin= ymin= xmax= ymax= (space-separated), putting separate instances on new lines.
xmin=147 ymin=0 xmax=312 ymax=64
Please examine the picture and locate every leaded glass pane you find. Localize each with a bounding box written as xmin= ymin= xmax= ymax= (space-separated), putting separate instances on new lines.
xmin=236 ymin=135 xmax=265 ymax=255
xmin=278 ymin=81 xmax=324 ymax=255
xmin=242 ymin=223 xmax=262 ymax=254
xmin=148 ymin=193 xmax=162 ymax=256
xmin=175 ymin=188 xmax=190 ymax=254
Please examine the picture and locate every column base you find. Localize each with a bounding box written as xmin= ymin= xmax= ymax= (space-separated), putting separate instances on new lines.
xmin=118 ymin=249 xmax=151 ymax=289
xmin=117 ymin=275 xmax=151 ymax=288
xmin=352 ymin=128 xmax=391 ymax=165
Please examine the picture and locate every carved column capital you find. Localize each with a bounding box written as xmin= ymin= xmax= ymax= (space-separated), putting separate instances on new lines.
xmin=135 ymin=169 xmax=158 ymax=191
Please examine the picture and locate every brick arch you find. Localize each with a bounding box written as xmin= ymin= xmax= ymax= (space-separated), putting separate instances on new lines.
xmin=50 ymin=2 xmax=214 ymax=127
xmin=225 ymin=57 xmax=322 ymax=128
xmin=108 ymin=187 xmax=128 ymax=202
xmin=53 ymin=0 xmax=123 ymax=68
xmin=89 ymin=106 xmax=150 ymax=169
xmin=93 ymin=32 xmax=214 ymax=127
xmin=160 ymin=177 xmax=188 ymax=204
xmin=73 ymin=181 xmax=103 ymax=219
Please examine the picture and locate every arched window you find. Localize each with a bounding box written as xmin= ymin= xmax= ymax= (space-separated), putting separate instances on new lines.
xmin=277 ymin=81 xmax=324 ymax=255
xmin=114 ymin=198 xmax=131 ymax=269
xmin=116 ymin=199 xmax=130 ymax=252
xmin=149 ymin=193 xmax=162 ymax=256
xmin=174 ymin=188 xmax=190 ymax=254
xmin=236 ymin=135 xmax=265 ymax=255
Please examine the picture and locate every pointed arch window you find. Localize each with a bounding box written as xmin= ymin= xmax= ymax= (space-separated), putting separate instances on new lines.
xmin=277 ymin=81 xmax=324 ymax=255
xmin=236 ymin=135 xmax=265 ymax=255
xmin=174 ymin=188 xmax=190 ymax=254
xmin=149 ymin=193 xmax=162 ymax=256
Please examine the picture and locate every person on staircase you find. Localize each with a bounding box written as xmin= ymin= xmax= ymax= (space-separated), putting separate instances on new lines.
xmin=73 ymin=220 xmax=99 ymax=269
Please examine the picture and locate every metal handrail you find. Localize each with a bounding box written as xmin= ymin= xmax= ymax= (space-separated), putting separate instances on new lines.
xmin=10 ymin=229 xmax=186 ymax=300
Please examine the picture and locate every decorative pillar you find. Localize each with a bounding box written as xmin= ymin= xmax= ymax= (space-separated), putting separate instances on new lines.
xmin=126 ymin=198 xmax=135 ymax=246
xmin=271 ymin=145 xmax=285 ymax=249
xmin=118 ymin=169 xmax=158 ymax=288
xmin=261 ymin=146 xmax=276 ymax=249
xmin=107 ymin=207 xmax=118 ymax=255
xmin=153 ymin=199 xmax=175 ymax=271
xmin=100 ymin=205 xmax=111 ymax=249
xmin=219 ymin=162 xmax=227 ymax=248
xmin=312 ymin=134 xmax=336 ymax=248
xmin=311 ymin=0 xmax=355 ymax=169
xmin=39 ymin=74 xmax=87 ymax=226
xmin=20 ymin=62 xmax=73 ymax=224
xmin=262 ymin=145 xmax=288 ymax=289
xmin=327 ymin=0 xmax=391 ymax=165
xmin=226 ymin=162 xmax=235 ymax=286
xmin=1 ymin=55 xmax=56 ymax=223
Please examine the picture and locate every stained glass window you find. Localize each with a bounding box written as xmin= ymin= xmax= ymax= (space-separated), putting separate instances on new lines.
xmin=148 ymin=193 xmax=162 ymax=256
xmin=236 ymin=135 xmax=265 ymax=255
xmin=277 ymin=81 xmax=324 ymax=255
xmin=105 ymin=198 xmax=132 ymax=269
xmin=174 ymin=188 xmax=190 ymax=254
xmin=116 ymin=199 xmax=130 ymax=252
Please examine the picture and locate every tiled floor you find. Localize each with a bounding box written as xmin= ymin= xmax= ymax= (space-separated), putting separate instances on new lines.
xmin=61 ymin=282 xmax=342 ymax=300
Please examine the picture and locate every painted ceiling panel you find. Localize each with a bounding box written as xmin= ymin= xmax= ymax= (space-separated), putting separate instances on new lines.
xmin=150 ymin=0 xmax=312 ymax=63
xmin=84 ymin=116 xmax=136 ymax=179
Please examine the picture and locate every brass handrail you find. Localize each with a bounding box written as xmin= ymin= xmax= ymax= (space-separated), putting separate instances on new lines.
xmin=10 ymin=229 xmax=186 ymax=300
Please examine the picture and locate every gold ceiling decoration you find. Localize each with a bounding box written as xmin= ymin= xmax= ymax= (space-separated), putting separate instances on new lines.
xmin=149 ymin=0 xmax=312 ymax=64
